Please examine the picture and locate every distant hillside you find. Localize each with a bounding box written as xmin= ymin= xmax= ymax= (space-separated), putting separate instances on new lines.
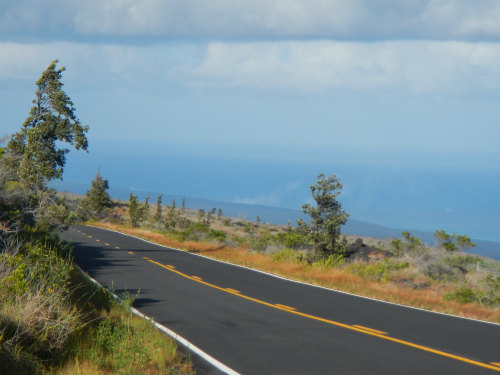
xmin=53 ymin=181 xmax=499 ymax=260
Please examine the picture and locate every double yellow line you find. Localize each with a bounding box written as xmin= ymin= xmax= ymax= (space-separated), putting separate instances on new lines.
xmin=146 ymin=258 xmax=500 ymax=372
xmin=76 ymin=228 xmax=500 ymax=372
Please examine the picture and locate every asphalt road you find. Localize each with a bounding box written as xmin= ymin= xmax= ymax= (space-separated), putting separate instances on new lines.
xmin=61 ymin=225 xmax=500 ymax=375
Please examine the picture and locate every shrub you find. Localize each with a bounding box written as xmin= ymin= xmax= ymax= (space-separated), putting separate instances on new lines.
xmin=485 ymin=274 xmax=500 ymax=305
xmin=0 ymin=232 xmax=82 ymax=374
xmin=444 ymin=287 xmax=477 ymax=304
xmin=424 ymin=263 xmax=458 ymax=282
xmin=243 ymin=223 xmax=254 ymax=234
xmin=273 ymin=232 xmax=306 ymax=249
xmin=391 ymin=231 xmax=426 ymax=256
xmin=84 ymin=297 xmax=192 ymax=375
xmin=248 ymin=231 xmax=272 ymax=252
xmin=175 ymin=222 xmax=226 ymax=243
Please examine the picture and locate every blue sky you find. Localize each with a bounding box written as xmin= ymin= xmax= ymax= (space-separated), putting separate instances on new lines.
xmin=1 ymin=1 xmax=499 ymax=240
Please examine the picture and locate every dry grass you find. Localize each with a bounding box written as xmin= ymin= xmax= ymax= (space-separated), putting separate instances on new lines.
xmin=89 ymin=222 xmax=500 ymax=323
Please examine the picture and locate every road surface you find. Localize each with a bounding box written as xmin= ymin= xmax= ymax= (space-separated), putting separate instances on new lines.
xmin=61 ymin=225 xmax=500 ymax=374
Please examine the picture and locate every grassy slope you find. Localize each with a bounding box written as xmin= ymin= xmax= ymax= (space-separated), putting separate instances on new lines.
xmin=0 ymin=231 xmax=193 ymax=375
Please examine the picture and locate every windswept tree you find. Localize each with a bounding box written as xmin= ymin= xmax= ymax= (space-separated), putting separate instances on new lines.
xmin=79 ymin=170 xmax=112 ymax=219
xmin=297 ymin=174 xmax=349 ymax=258
xmin=1 ymin=60 xmax=88 ymax=231
xmin=6 ymin=60 xmax=88 ymax=190
xmin=434 ymin=230 xmax=476 ymax=252
xmin=391 ymin=231 xmax=425 ymax=255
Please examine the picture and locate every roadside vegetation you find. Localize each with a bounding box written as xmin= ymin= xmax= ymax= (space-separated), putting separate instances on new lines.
xmin=1 ymin=60 xmax=192 ymax=375
xmin=3 ymin=60 xmax=497 ymax=375
xmin=81 ymin=172 xmax=500 ymax=323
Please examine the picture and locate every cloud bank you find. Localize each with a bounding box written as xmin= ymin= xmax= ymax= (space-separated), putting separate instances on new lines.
xmin=1 ymin=40 xmax=497 ymax=96
xmin=0 ymin=0 xmax=498 ymax=41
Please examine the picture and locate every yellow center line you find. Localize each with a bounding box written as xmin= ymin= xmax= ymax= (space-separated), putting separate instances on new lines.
xmin=491 ymin=363 xmax=500 ymax=368
xmin=191 ymin=276 xmax=203 ymax=281
xmin=166 ymin=265 xmax=176 ymax=269
xmin=96 ymin=239 xmax=100 ymax=242
xmin=105 ymin=243 xmax=110 ymax=246
xmin=352 ymin=325 xmax=387 ymax=335
xmin=146 ymin=258 xmax=499 ymax=372
xmin=226 ymin=288 xmax=241 ymax=294
xmin=88 ymin=235 xmax=92 ymax=238
xmin=128 ymin=251 xmax=135 ymax=255
xmin=115 ymin=246 xmax=120 ymax=249
xmin=143 ymin=257 xmax=150 ymax=260
xmin=275 ymin=304 xmax=297 ymax=311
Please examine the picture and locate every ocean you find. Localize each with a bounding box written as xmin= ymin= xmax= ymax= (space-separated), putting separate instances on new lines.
xmin=61 ymin=149 xmax=499 ymax=243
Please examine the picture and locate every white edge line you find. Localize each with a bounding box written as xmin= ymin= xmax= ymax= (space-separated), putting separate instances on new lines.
xmin=74 ymin=263 xmax=241 ymax=375
xmin=80 ymin=225 xmax=500 ymax=327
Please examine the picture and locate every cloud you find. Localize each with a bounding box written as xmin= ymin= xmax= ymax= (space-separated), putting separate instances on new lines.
xmin=0 ymin=0 xmax=498 ymax=42
xmin=180 ymin=40 xmax=499 ymax=94
xmin=1 ymin=40 xmax=498 ymax=96
xmin=0 ymin=42 xmax=184 ymax=84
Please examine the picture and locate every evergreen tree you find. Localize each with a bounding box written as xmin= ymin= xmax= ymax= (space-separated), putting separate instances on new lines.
xmin=165 ymin=202 xmax=178 ymax=230
xmin=7 ymin=60 xmax=88 ymax=190
xmin=79 ymin=170 xmax=112 ymax=219
xmin=1 ymin=60 xmax=88 ymax=231
xmin=129 ymin=194 xmax=149 ymax=227
xmin=154 ymin=194 xmax=163 ymax=221
xmin=143 ymin=195 xmax=150 ymax=218
xmin=434 ymin=230 xmax=475 ymax=252
xmin=129 ymin=194 xmax=140 ymax=227
xmin=297 ymin=174 xmax=349 ymax=258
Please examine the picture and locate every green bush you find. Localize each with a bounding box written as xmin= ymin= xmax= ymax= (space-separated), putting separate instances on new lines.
xmin=443 ymin=280 xmax=500 ymax=306
xmin=444 ymin=287 xmax=477 ymax=304
xmin=248 ymin=231 xmax=272 ymax=251
xmin=273 ymin=232 xmax=306 ymax=249
xmin=0 ymin=231 xmax=81 ymax=374
xmin=485 ymin=274 xmax=500 ymax=305
xmin=0 ymin=230 xmax=73 ymax=300
xmin=175 ymin=222 xmax=226 ymax=242
xmin=89 ymin=316 xmax=149 ymax=373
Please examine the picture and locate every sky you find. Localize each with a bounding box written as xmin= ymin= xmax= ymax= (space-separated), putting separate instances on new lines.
xmin=1 ymin=1 xmax=499 ymax=241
